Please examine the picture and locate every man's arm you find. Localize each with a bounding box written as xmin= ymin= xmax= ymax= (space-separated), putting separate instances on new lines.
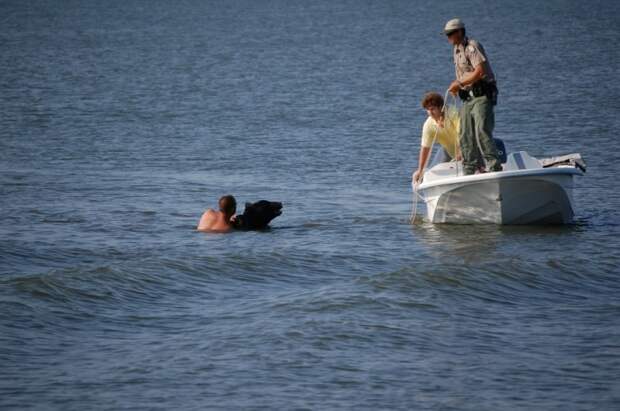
xmin=413 ymin=146 xmax=432 ymax=184
xmin=449 ymin=63 xmax=486 ymax=94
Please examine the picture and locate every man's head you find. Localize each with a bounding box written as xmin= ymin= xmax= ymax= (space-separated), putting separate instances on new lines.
xmin=218 ymin=195 xmax=237 ymax=218
xmin=422 ymin=92 xmax=444 ymax=120
xmin=444 ymin=18 xmax=465 ymax=45
xmin=421 ymin=92 xmax=444 ymax=110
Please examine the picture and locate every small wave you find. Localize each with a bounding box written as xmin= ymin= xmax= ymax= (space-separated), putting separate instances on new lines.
xmin=354 ymin=257 xmax=612 ymax=311
xmin=41 ymin=215 xmax=87 ymax=224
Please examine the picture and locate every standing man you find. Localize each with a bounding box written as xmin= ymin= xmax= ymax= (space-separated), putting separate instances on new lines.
xmin=444 ymin=18 xmax=502 ymax=175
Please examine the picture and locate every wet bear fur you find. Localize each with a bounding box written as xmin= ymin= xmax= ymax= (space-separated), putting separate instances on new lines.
xmin=232 ymin=200 xmax=283 ymax=230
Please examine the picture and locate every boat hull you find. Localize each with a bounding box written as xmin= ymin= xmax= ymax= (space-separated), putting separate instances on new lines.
xmin=419 ymin=171 xmax=578 ymax=224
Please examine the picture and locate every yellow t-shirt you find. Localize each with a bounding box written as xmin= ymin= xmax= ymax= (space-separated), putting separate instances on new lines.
xmin=421 ymin=107 xmax=460 ymax=159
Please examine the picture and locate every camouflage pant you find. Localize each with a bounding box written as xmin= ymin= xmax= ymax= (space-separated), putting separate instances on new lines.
xmin=459 ymin=95 xmax=501 ymax=174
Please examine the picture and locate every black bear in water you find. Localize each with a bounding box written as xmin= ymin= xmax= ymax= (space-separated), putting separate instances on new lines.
xmin=232 ymin=200 xmax=283 ymax=230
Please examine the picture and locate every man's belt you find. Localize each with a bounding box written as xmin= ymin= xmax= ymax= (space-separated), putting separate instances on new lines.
xmin=458 ymin=81 xmax=498 ymax=103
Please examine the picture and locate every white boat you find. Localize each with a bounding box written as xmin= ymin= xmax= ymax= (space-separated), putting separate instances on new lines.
xmin=416 ymin=151 xmax=585 ymax=224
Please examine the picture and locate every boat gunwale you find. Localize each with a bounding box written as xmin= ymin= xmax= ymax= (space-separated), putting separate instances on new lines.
xmin=417 ymin=166 xmax=583 ymax=191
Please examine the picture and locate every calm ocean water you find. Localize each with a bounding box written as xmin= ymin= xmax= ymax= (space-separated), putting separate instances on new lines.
xmin=2 ymin=0 xmax=620 ymax=409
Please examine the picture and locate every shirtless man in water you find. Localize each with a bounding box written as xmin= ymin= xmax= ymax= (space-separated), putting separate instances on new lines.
xmin=197 ymin=195 xmax=236 ymax=232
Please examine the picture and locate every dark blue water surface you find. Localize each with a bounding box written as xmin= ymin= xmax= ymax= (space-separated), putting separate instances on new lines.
xmin=2 ymin=0 xmax=620 ymax=409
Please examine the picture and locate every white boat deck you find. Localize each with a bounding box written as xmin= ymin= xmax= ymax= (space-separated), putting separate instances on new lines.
xmin=419 ymin=151 xmax=582 ymax=190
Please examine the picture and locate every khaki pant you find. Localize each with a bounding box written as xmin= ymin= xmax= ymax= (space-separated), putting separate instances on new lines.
xmin=459 ymin=95 xmax=501 ymax=174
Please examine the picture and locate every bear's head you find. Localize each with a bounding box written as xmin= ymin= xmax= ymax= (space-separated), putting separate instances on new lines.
xmin=233 ymin=200 xmax=282 ymax=230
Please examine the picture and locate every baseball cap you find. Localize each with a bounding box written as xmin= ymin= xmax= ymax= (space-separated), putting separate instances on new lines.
xmin=444 ymin=18 xmax=465 ymax=35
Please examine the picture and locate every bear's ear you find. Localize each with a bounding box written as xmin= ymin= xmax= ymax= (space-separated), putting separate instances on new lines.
xmin=244 ymin=202 xmax=253 ymax=210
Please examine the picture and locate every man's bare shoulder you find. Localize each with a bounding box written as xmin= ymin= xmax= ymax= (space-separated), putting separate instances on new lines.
xmin=197 ymin=209 xmax=217 ymax=231
xmin=197 ymin=209 xmax=233 ymax=232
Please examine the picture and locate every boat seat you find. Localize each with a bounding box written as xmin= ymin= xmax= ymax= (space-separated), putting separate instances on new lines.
xmin=504 ymin=151 xmax=542 ymax=171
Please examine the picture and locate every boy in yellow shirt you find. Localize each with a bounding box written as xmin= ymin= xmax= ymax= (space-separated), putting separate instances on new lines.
xmin=412 ymin=92 xmax=461 ymax=184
